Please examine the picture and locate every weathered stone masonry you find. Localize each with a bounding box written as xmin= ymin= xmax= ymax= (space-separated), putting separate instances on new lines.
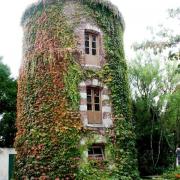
xmin=79 ymin=79 xmax=112 ymax=128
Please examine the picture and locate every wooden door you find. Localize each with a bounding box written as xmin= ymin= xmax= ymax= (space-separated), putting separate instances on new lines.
xmin=87 ymin=87 xmax=102 ymax=124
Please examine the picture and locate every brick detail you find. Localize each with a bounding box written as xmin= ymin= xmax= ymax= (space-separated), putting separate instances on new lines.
xmin=80 ymin=98 xmax=87 ymax=105
xmin=79 ymin=79 xmax=112 ymax=128
xmin=79 ymin=86 xmax=86 ymax=92
xmin=80 ymin=105 xmax=87 ymax=111
xmin=102 ymin=100 xmax=110 ymax=106
xmin=103 ymin=112 xmax=111 ymax=119
xmin=102 ymin=88 xmax=109 ymax=95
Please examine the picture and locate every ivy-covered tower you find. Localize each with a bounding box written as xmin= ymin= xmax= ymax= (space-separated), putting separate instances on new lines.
xmin=15 ymin=0 xmax=139 ymax=179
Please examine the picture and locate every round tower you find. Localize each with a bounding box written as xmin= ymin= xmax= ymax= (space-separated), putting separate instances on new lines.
xmin=15 ymin=0 xmax=139 ymax=179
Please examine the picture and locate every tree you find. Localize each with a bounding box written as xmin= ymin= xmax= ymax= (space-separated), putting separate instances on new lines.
xmin=132 ymin=8 xmax=180 ymax=62
xmin=0 ymin=57 xmax=17 ymax=147
xmin=163 ymin=86 xmax=180 ymax=148
xmin=129 ymin=51 xmax=180 ymax=175
xmin=128 ymin=7 xmax=180 ymax=175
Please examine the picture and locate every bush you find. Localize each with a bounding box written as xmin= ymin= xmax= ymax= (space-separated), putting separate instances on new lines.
xmin=160 ymin=167 xmax=180 ymax=180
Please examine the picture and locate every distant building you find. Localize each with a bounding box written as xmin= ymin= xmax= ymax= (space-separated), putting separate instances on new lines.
xmin=176 ymin=148 xmax=180 ymax=166
xmin=0 ymin=148 xmax=16 ymax=180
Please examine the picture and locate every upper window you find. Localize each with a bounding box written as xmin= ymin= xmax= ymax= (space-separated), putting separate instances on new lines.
xmin=85 ymin=32 xmax=97 ymax=56
xmin=84 ymin=31 xmax=100 ymax=66
xmin=87 ymin=87 xmax=102 ymax=124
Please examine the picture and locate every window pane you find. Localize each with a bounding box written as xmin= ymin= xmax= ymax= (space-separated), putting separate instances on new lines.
xmin=87 ymin=96 xmax=92 ymax=103
xmin=92 ymin=35 xmax=96 ymax=42
xmin=93 ymin=147 xmax=102 ymax=154
xmin=95 ymin=104 xmax=100 ymax=111
xmin=85 ymin=33 xmax=89 ymax=41
xmin=95 ymin=97 xmax=99 ymax=103
xmin=94 ymin=88 xmax=99 ymax=96
xmin=85 ymin=41 xmax=89 ymax=47
xmin=88 ymin=145 xmax=104 ymax=160
xmin=85 ymin=48 xmax=90 ymax=54
xmin=87 ymin=88 xmax=91 ymax=95
xmin=92 ymin=49 xmax=96 ymax=55
xmin=92 ymin=41 xmax=96 ymax=48
xmin=87 ymin=104 xmax=92 ymax=110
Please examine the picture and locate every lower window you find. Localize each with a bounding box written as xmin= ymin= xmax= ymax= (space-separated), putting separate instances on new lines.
xmin=88 ymin=144 xmax=105 ymax=160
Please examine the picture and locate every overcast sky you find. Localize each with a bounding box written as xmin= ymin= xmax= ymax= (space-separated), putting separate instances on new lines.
xmin=0 ymin=0 xmax=179 ymax=78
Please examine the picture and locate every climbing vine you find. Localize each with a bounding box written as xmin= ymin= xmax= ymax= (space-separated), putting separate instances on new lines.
xmin=80 ymin=2 xmax=139 ymax=179
xmin=64 ymin=56 xmax=82 ymax=111
xmin=15 ymin=0 xmax=139 ymax=179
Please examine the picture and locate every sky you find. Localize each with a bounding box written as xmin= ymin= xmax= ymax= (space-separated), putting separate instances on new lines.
xmin=0 ymin=0 xmax=179 ymax=78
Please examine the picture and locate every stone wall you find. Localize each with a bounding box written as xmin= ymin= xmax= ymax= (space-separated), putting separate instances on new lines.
xmin=63 ymin=1 xmax=106 ymax=69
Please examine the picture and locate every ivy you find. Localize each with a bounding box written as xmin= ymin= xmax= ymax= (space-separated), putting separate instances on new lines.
xmin=79 ymin=2 xmax=139 ymax=179
xmin=64 ymin=55 xmax=82 ymax=110
xmin=15 ymin=0 xmax=139 ymax=179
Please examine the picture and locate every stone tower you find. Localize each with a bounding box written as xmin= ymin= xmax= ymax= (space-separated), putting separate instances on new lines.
xmin=15 ymin=0 xmax=138 ymax=179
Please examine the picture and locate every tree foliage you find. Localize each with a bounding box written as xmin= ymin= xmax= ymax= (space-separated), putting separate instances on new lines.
xmin=132 ymin=8 xmax=180 ymax=62
xmin=0 ymin=57 xmax=17 ymax=147
xmin=129 ymin=51 xmax=180 ymax=175
xmin=129 ymin=7 xmax=180 ymax=176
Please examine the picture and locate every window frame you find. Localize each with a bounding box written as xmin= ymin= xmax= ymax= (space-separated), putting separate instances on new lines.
xmin=85 ymin=31 xmax=98 ymax=56
xmin=88 ymin=144 xmax=105 ymax=160
xmin=85 ymin=32 xmax=90 ymax=55
xmin=87 ymin=86 xmax=101 ymax=112
xmin=86 ymin=86 xmax=102 ymax=124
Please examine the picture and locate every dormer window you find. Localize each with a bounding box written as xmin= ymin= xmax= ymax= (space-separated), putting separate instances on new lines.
xmin=84 ymin=31 xmax=99 ymax=66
